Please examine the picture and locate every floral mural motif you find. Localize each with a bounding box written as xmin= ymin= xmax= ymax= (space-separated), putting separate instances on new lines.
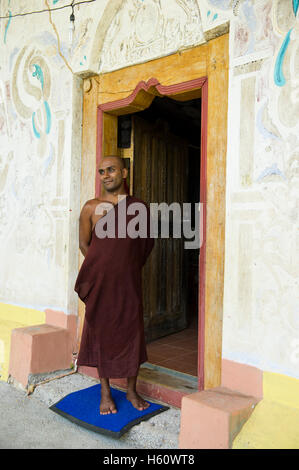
xmin=11 ymin=46 xmax=52 ymax=158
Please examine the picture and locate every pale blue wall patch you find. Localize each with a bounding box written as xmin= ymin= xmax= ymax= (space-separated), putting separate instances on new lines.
xmin=256 ymin=104 xmax=280 ymax=141
xmin=242 ymin=0 xmax=257 ymax=54
xmin=43 ymin=143 xmax=55 ymax=176
xmin=9 ymin=47 xmax=19 ymax=71
xmin=207 ymin=0 xmax=231 ymax=9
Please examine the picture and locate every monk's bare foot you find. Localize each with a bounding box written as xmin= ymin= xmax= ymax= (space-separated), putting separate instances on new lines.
xmin=100 ymin=392 xmax=117 ymax=415
xmin=126 ymin=390 xmax=150 ymax=411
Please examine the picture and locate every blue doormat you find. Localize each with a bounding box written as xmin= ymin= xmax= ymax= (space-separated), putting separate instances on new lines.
xmin=49 ymin=384 xmax=169 ymax=438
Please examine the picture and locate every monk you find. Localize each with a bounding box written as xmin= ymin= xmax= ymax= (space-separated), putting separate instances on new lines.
xmin=74 ymin=155 xmax=154 ymax=415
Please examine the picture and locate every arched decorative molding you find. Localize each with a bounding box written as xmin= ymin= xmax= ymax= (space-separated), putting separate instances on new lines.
xmin=98 ymin=0 xmax=205 ymax=73
xmin=87 ymin=0 xmax=232 ymax=76
xmin=88 ymin=0 xmax=124 ymax=74
xmin=88 ymin=0 xmax=206 ymax=75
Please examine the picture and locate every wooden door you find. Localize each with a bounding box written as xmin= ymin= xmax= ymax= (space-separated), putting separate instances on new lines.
xmin=133 ymin=114 xmax=189 ymax=342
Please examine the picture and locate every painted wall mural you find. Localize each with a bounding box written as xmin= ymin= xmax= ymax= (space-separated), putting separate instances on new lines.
xmin=0 ymin=25 xmax=74 ymax=307
xmin=99 ymin=0 xmax=204 ymax=73
xmin=12 ymin=47 xmax=52 ymax=158
xmin=220 ymin=0 xmax=299 ymax=377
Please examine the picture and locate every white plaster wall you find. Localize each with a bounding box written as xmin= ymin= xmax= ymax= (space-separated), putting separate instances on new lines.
xmin=0 ymin=0 xmax=107 ymax=313
xmin=222 ymin=0 xmax=299 ymax=379
xmin=0 ymin=0 xmax=298 ymax=378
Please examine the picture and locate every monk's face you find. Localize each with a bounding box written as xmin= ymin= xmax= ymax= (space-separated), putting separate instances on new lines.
xmin=98 ymin=157 xmax=127 ymax=192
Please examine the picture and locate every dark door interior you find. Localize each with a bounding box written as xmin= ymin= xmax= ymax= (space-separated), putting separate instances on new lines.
xmin=129 ymin=95 xmax=201 ymax=344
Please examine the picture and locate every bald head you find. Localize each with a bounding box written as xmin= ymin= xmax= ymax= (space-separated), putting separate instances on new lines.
xmin=100 ymin=155 xmax=125 ymax=170
xmin=98 ymin=155 xmax=128 ymax=193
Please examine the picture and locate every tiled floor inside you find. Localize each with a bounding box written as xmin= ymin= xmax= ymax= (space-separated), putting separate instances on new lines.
xmin=146 ymin=318 xmax=198 ymax=377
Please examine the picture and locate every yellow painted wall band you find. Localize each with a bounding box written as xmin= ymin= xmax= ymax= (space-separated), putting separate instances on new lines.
xmin=263 ymin=371 xmax=299 ymax=410
xmin=0 ymin=302 xmax=46 ymax=325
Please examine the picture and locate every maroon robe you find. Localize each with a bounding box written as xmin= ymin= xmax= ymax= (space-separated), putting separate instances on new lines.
xmin=74 ymin=195 xmax=154 ymax=378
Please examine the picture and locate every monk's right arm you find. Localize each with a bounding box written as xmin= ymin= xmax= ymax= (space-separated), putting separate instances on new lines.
xmin=79 ymin=202 xmax=93 ymax=257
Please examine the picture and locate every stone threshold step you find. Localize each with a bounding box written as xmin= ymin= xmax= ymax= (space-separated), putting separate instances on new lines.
xmin=110 ymin=362 xmax=198 ymax=408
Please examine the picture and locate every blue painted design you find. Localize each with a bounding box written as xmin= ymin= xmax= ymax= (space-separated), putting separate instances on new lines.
xmin=257 ymin=163 xmax=286 ymax=182
xmin=31 ymin=101 xmax=51 ymax=138
xmin=207 ymin=10 xmax=218 ymax=23
xmin=32 ymin=112 xmax=41 ymax=139
xmin=53 ymin=0 xmax=60 ymax=4
xmin=4 ymin=10 xmax=12 ymax=44
xmin=274 ymin=28 xmax=292 ymax=87
xmin=80 ymin=55 xmax=87 ymax=66
xmin=32 ymin=64 xmax=44 ymax=90
xmin=44 ymin=101 xmax=51 ymax=134
xmin=293 ymin=0 xmax=299 ymax=16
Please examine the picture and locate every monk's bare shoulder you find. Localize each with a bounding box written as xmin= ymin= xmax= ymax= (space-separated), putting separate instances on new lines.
xmin=81 ymin=198 xmax=113 ymax=230
xmin=79 ymin=199 xmax=95 ymax=219
xmin=80 ymin=198 xmax=105 ymax=215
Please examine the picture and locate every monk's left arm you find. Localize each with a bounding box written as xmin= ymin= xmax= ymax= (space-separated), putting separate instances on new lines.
xmin=79 ymin=201 xmax=93 ymax=257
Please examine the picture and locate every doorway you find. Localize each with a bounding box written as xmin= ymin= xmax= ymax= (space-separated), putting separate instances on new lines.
xmin=118 ymin=96 xmax=201 ymax=376
xmin=80 ymin=35 xmax=229 ymax=394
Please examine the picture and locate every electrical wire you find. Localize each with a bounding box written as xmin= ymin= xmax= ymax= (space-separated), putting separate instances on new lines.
xmin=0 ymin=0 xmax=96 ymax=19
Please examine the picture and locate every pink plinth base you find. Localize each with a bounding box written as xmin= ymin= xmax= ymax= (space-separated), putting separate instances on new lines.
xmin=221 ymin=358 xmax=263 ymax=399
xmin=8 ymin=310 xmax=78 ymax=389
xmin=179 ymin=387 xmax=260 ymax=449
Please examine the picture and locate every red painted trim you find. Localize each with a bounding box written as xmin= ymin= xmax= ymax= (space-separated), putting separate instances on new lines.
xmin=99 ymin=77 xmax=206 ymax=115
xmin=155 ymin=77 xmax=206 ymax=96
xmin=110 ymin=377 xmax=190 ymax=409
xmin=198 ymin=79 xmax=208 ymax=391
xmin=100 ymin=78 xmax=159 ymax=113
xmin=96 ymin=77 xmax=208 ymax=391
